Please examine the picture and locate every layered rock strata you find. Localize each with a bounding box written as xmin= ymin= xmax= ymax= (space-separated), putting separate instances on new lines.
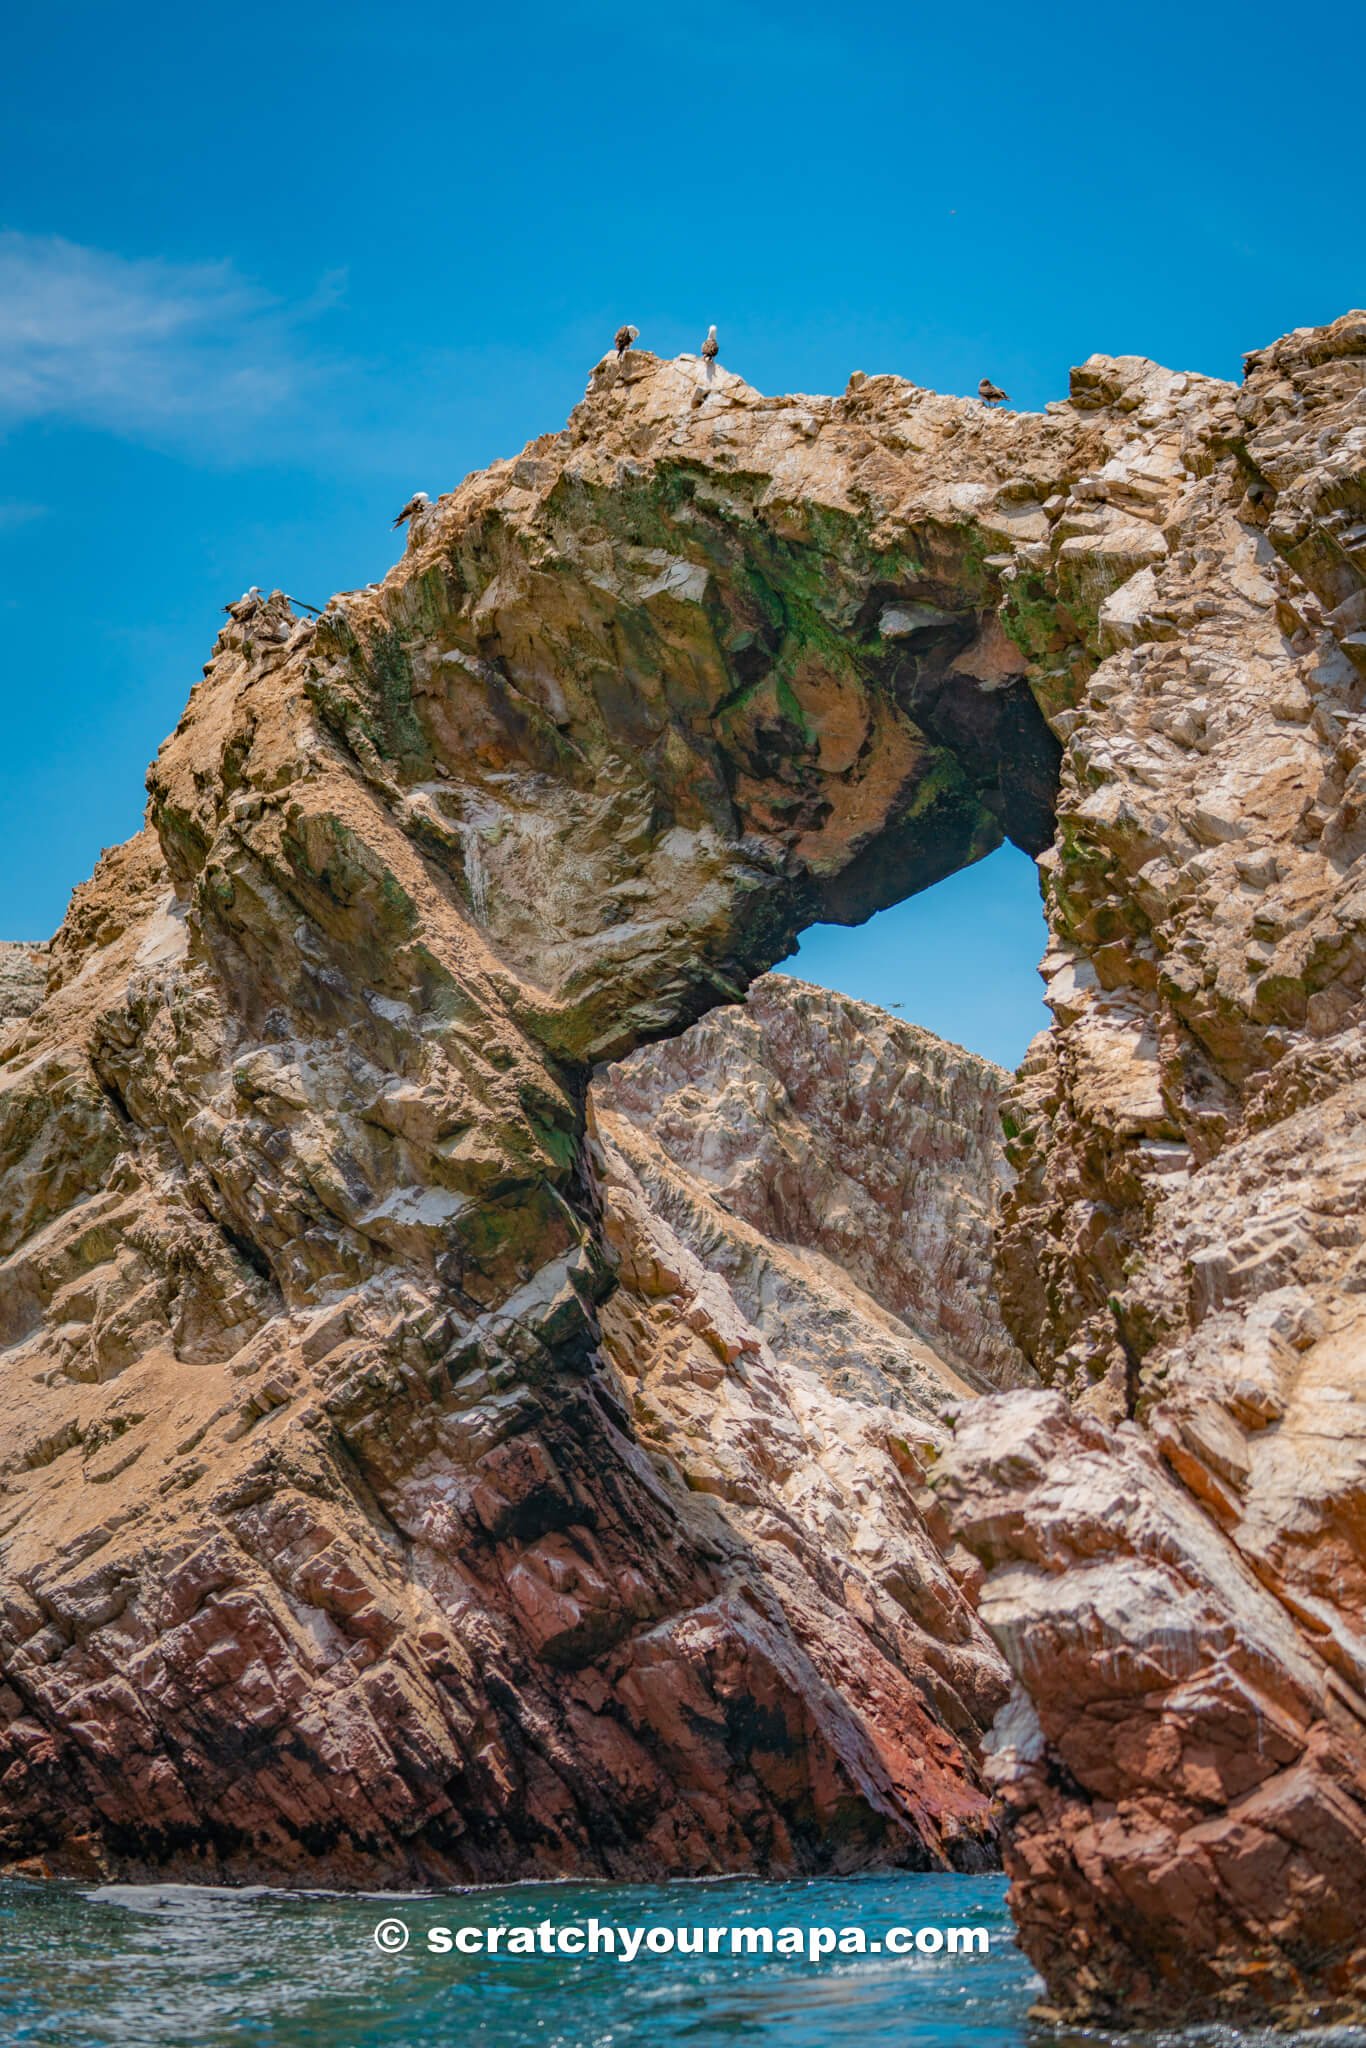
xmin=937 ymin=315 xmax=1366 ymax=2026
xmin=0 ymin=908 xmax=1011 ymax=1884
xmin=0 ymin=315 xmax=1362 ymax=2025
xmin=938 ymin=1390 xmax=1366 ymax=2028
xmin=595 ymin=972 xmax=1029 ymax=1397
xmin=571 ymin=974 xmax=1038 ymax=1867
xmin=591 ymin=980 xmax=1026 ymax=1874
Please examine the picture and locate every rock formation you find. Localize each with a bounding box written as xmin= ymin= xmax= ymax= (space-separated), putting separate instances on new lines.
xmin=591 ymin=976 xmax=1026 ymax=1875
xmin=0 ymin=314 xmax=1363 ymax=2025
xmin=0 ymin=944 xmax=46 ymax=1025
xmin=932 ymin=315 xmax=1366 ymax=2028
xmin=596 ymin=972 xmax=1029 ymax=1398
xmin=0 ymin=923 xmax=1012 ymax=1884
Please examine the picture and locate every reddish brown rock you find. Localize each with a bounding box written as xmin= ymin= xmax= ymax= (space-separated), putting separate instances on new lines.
xmin=935 ymin=1391 xmax=1366 ymax=2027
xmin=588 ymin=976 xmax=1027 ymax=1868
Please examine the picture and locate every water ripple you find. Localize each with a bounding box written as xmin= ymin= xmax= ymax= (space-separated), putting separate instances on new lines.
xmin=2 ymin=1873 xmax=1361 ymax=2047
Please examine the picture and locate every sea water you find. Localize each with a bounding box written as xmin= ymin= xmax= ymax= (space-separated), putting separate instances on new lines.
xmin=2 ymin=1871 xmax=1363 ymax=2048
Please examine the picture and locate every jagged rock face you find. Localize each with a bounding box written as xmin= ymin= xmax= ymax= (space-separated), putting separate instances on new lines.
xmin=0 ymin=316 xmax=1363 ymax=2023
xmin=937 ymin=1392 xmax=1366 ymax=2028
xmin=587 ymin=982 xmax=1023 ymax=1868
xmin=0 ymin=911 xmax=1012 ymax=1882
xmin=579 ymin=975 xmax=1027 ymax=1860
xmin=0 ymin=946 xmax=46 ymax=1025
xmin=950 ymin=318 xmax=1366 ymax=2026
xmin=595 ymin=973 xmax=1029 ymax=1395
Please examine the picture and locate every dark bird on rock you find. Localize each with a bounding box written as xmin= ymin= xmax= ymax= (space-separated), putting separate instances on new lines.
xmin=978 ymin=377 xmax=1009 ymax=408
xmin=392 ymin=492 xmax=431 ymax=530
xmin=701 ymin=324 xmax=719 ymax=362
xmin=614 ymin=324 xmax=639 ymax=357
xmin=223 ymin=586 xmax=262 ymax=620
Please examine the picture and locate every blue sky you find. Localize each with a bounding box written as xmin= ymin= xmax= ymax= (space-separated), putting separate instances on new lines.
xmin=778 ymin=845 xmax=1050 ymax=1068
xmin=1 ymin=0 xmax=1358 ymax=1065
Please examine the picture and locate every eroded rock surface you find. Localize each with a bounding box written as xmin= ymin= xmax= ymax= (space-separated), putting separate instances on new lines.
xmin=0 ymin=945 xmax=46 ymax=1025
xmin=937 ymin=1392 xmax=1366 ymax=2027
xmin=572 ymin=975 xmax=1033 ymax=1865
xmin=0 ymin=885 xmax=1012 ymax=1884
xmin=946 ymin=316 xmax=1366 ymax=2026
xmin=591 ymin=988 xmax=1022 ymax=1870
xmin=0 ymin=315 xmax=1363 ymax=2024
xmin=596 ymin=972 xmax=1029 ymax=1397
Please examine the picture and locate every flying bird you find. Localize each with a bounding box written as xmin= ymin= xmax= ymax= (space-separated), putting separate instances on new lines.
xmin=978 ymin=377 xmax=1009 ymax=408
xmin=614 ymin=324 xmax=640 ymax=357
xmin=392 ymin=491 xmax=431 ymax=529
xmin=701 ymin=325 xmax=719 ymax=362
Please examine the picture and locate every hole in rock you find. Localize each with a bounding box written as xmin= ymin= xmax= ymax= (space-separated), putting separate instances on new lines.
xmin=594 ymin=840 xmax=1053 ymax=1414
xmin=775 ymin=842 xmax=1050 ymax=1071
xmin=593 ymin=614 xmax=1063 ymax=1412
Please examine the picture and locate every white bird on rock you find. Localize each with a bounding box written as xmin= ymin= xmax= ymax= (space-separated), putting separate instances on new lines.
xmin=392 ymin=491 xmax=432 ymax=530
xmin=223 ymin=586 xmax=263 ymax=620
xmin=701 ymin=325 xmax=719 ymax=362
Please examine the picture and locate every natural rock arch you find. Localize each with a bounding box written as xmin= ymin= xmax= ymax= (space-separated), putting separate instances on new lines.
xmin=1 ymin=318 xmax=1363 ymax=2025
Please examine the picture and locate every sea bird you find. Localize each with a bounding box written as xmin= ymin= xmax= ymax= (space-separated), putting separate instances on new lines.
xmin=223 ymin=587 xmax=262 ymax=619
xmin=614 ymin=324 xmax=639 ymax=357
xmin=392 ymin=491 xmax=431 ymax=530
xmin=701 ymin=325 xmax=719 ymax=362
xmin=978 ymin=377 xmax=1009 ymax=408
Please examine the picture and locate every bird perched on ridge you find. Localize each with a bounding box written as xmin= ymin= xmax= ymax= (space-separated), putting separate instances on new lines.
xmin=978 ymin=377 xmax=1009 ymax=408
xmin=701 ymin=324 xmax=719 ymax=362
xmin=223 ymin=587 xmax=262 ymax=620
xmin=614 ymin=324 xmax=639 ymax=357
xmin=392 ymin=491 xmax=431 ymax=530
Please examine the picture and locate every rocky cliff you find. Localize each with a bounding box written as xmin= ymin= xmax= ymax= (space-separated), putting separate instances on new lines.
xmin=1 ymin=314 xmax=1363 ymax=2025
xmin=934 ymin=318 xmax=1366 ymax=2028
xmin=596 ymin=972 xmax=1029 ymax=1398
xmin=589 ymin=976 xmax=1025 ymax=1874
xmin=0 ymin=921 xmax=1011 ymax=1884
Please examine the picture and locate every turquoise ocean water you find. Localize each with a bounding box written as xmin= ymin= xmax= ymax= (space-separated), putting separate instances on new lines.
xmin=3 ymin=1872 xmax=1363 ymax=2048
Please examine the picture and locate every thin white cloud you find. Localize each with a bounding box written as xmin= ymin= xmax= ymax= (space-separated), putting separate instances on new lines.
xmin=0 ymin=499 xmax=47 ymax=528
xmin=0 ymin=232 xmax=343 ymax=452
